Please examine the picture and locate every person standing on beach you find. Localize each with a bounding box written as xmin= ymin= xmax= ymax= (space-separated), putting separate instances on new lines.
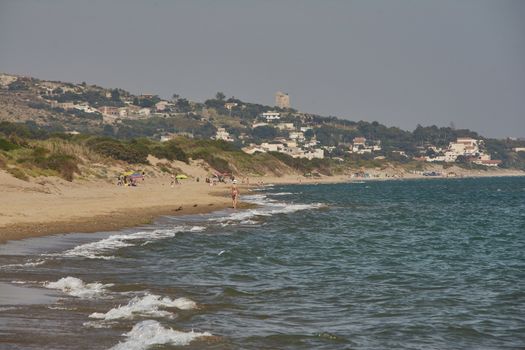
xmin=231 ymin=182 xmax=240 ymax=209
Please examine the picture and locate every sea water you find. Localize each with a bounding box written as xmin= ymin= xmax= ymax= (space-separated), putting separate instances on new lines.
xmin=1 ymin=177 xmax=524 ymax=349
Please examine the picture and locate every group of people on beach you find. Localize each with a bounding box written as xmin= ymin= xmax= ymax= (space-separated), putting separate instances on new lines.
xmin=116 ymin=171 xmax=145 ymax=186
xmin=117 ymin=170 xmax=240 ymax=209
xmin=170 ymin=175 xmax=180 ymax=187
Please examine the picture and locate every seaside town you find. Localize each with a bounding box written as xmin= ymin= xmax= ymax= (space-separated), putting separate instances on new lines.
xmin=2 ymin=72 xmax=524 ymax=179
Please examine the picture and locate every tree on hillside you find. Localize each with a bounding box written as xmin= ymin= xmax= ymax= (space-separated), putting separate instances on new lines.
xmin=226 ymin=97 xmax=243 ymax=104
xmin=175 ymin=98 xmax=191 ymax=112
xmin=315 ymin=125 xmax=344 ymax=146
xmin=304 ymin=129 xmax=315 ymax=140
xmin=215 ymin=92 xmax=226 ymax=101
xmin=204 ymin=99 xmax=225 ymax=109
xmin=137 ymin=95 xmax=161 ymax=108
xmin=253 ymin=125 xmax=277 ymax=140
xmin=111 ymin=89 xmax=120 ymax=101
xmin=8 ymin=80 xmax=29 ymax=91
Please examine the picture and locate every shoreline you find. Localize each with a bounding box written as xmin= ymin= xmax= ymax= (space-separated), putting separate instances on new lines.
xmin=1 ymin=169 xmax=524 ymax=244
xmin=260 ymin=169 xmax=525 ymax=186
xmin=0 ymin=173 xmax=236 ymax=244
xmin=0 ymin=203 xmax=229 ymax=244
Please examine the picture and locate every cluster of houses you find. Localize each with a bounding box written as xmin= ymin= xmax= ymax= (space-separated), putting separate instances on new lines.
xmin=242 ymin=141 xmax=325 ymax=160
xmin=213 ymin=128 xmax=235 ymax=142
xmin=25 ymin=77 xmax=177 ymax=123
xmin=416 ymin=137 xmax=502 ymax=167
xmin=1 ymin=74 xmax=512 ymax=168
xmin=50 ymin=100 xmax=170 ymax=124
xmin=237 ymin=111 xmax=326 ymax=159
xmin=213 ymin=108 xmax=504 ymax=167
xmin=349 ymin=137 xmax=382 ymax=154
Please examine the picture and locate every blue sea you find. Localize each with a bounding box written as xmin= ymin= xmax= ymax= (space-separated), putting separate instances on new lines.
xmin=1 ymin=177 xmax=524 ymax=349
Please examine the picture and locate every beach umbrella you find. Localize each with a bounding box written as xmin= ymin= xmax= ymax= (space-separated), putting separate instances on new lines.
xmin=175 ymin=174 xmax=188 ymax=179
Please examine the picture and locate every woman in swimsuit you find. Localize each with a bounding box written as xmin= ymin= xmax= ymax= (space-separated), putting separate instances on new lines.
xmin=231 ymin=184 xmax=239 ymax=209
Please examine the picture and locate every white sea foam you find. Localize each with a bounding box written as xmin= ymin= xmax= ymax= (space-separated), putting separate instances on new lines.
xmin=269 ymin=192 xmax=295 ymax=196
xmin=1 ymin=259 xmax=46 ymax=269
xmin=47 ymin=305 xmax=75 ymax=311
xmin=212 ymin=194 xmax=323 ymax=225
xmin=241 ymin=194 xmax=272 ymax=203
xmin=61 ymin=226 xmax=205 ymax=259
xmin=110 ymin=320 xmax=211 ymax=350
xmin=266 ymin=202 xmax=324 ymax=214
xmin=89 ymin=293 xmax=197 ymax=321
xmin=240 ymin=219 xmax=258 ymax=225
xmin=0 ymin=306 xmax=17 ymax=312
xmin=83 ymin=320 xmax=112 ymax=329
xmin=10 ymin=280 xmax=40 ymax=284
xmin=45 ymin=276 xmax=113 ymax=298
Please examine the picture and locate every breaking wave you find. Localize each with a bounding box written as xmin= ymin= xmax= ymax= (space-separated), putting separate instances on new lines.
xmin=89 ymin=293 xmax=197 ymax=321
xmin=1 ymin=259 xmax=46 ymax=269
xmin=109 ymin=320 xmax=211 ymax=350
xmin=45 ymin=276 xmax=113 ymax=298
xmin=212 ymin=194 xmax=323 ymax=225
xmin=61 ymin=226 xmax=205 ymax=259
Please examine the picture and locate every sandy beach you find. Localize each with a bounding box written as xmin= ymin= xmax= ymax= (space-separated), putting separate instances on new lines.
xmin=1 ymin=164 xmax=524 ymax=244
xmin=0 ymin=170 xmax=235 ymax=243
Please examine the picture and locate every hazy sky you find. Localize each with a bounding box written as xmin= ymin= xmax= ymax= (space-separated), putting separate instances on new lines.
xmin=1 ymin=0 xmax=524 ymax=138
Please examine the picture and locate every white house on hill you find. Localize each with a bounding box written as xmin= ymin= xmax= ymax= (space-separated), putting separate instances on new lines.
xmin=214 ymin=128 xmax=234 ymax=142
xmin=260 ymin=112 xmax=281 ymax=121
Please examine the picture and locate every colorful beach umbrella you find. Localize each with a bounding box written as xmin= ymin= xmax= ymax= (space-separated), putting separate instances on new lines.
xmin=175 ymin=174 xmax=188 ymax=179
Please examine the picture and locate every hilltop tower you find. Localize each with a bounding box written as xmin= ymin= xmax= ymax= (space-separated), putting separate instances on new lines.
xmin=275 ymin=91 xmax=290 ymax=109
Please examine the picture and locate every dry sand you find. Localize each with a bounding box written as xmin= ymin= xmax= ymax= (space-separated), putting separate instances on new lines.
xmin=0 ymin=170 xmax=235 ymax=243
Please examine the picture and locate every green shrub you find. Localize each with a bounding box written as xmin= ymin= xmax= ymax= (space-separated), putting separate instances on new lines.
xmin=191 ymin=149 xmax=231 ymax=173
xmin=195 ymin=139 xmax=239 ymax=152
xmin=207 ymin=156 xmax=231 ymax=173
xmin=268 ymin=152 xmax=334 ymax=175
xmin=159 ymin=165 xmax=172 ymax=173
xmin=14 ymin=147 xmax=81 ymax=181
xmin=152 ymin=142 xmax=189 ymax=163
xmin=0 ymin=137 xmax=19 ymax=151
xmin=7 ymin=80 xmax=28 ymax=91
xmin=40 ymin=154 xmax=80 ymax=181
xmin=7 ymin=167 xmax=29 ymax=181
xmin=0 ymin=121 xmax=32 ymax=139
xmin=32 ymin=146 xmax=49 ymax=158
xmin=87 ymin=138 xmax=149 ymax=163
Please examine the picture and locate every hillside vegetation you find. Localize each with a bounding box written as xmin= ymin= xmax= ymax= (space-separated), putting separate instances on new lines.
xmin=1 ymin=72 xmax=525 ymax=173
xmin=1 ymin=121 xmax=349 ymax=182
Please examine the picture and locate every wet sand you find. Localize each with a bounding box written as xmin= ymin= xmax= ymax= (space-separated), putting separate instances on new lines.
xmin=0 ymin=283 xmax=58 ymax=305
